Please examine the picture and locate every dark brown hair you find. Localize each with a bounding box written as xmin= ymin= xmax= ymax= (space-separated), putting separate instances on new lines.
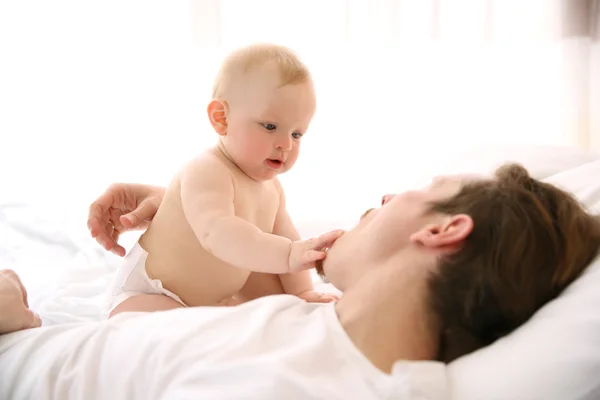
xmin=428 ymin=163 xmax=600 ymax=363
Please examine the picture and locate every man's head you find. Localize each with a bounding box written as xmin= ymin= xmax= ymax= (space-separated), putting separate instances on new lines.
xmin=319 ymin=170 xmax=480 ymax=289
xmin=207 ymin=43 xmax=316 ymax=181
xmin=320 ymin=163 xmax=600 ymax=361
xmin=428 ymin=164 xmax=600 ymax=362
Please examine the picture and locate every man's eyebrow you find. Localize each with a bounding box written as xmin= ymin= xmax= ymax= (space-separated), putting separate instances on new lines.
xmin=431 ymin=176 xmax=446 ymax=186
xmin=361 ymin=208 xmax=375 ymax=219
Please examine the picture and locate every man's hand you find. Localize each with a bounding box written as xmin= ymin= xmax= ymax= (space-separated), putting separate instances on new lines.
xmin=288 ymin=230 xmax=345 ymax=271
xmin=87 ymin=183 xmax=166 ymax=256
xmin=0 ymin=270 xmax=42 ymax=335
xmin=296 ymin=289 xmax=339 ymax=303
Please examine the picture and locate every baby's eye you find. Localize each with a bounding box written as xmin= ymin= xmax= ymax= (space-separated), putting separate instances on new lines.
xmin=263 ymin=123 xmax=277 ymax=131
xmin=292 ymin=132 xmax=302 ymax=139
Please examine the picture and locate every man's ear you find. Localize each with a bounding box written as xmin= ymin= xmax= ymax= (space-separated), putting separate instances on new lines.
xmin=410 ymin=214 xmax=473 ymax=249
xmin=207 ymin=99 xmax=228 ymax=136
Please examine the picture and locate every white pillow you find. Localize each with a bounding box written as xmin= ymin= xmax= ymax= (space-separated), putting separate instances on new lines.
xmin=428 ymin=144 xmax=600 ymax=180
xmin=448 ymin=154 xmax=600 ymax=400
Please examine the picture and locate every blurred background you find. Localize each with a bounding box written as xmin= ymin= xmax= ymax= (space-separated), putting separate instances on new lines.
xmin=0 ymin=0 xmax=599 ymax=226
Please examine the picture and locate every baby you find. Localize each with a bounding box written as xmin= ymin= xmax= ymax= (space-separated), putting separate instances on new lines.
xmin=107 ymin=44 xmax=343 ymax=315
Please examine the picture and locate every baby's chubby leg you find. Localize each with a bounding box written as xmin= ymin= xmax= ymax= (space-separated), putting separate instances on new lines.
xmin=109 ymin=294 xmax=184 ymax=318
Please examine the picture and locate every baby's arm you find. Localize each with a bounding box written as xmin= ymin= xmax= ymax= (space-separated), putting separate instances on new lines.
xmin=181 ymin=157 xmax=343 ymax=274
xmin=181 ymin=157 xmax=293 ymax=273
xmin=273 ymin=181 xmax=339 ymax=303
xmin=272 ymin=184 xmax=314 ymax=295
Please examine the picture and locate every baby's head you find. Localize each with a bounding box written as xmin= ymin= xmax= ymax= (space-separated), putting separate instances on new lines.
xmin=208 ymin=43 xmax=316 ymax=181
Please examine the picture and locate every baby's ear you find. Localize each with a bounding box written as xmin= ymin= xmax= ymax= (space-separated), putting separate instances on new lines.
xmin=410 ymin=214 xmax=473 ymax=250
xmin=207 ymin=99 xmax=228 ymax=135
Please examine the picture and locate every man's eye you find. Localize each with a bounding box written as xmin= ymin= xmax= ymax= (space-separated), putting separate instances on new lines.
xmin=263 ymin=123 xmax=277 ymax=131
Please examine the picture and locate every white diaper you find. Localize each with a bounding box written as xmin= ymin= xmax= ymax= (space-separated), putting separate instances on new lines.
xmin=106 ymin=242 xmax=186 ymax=315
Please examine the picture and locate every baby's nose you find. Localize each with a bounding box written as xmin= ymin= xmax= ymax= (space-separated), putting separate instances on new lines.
xmin=276 ymin=135 xmax=293 ymax=150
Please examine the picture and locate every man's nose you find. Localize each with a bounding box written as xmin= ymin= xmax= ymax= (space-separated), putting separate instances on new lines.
xmin=381 ymin=194 xmax=396 ymax=205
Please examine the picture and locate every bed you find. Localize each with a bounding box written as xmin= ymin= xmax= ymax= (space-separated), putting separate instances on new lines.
xmin=1 ymin=144 xmax=600 ymax=399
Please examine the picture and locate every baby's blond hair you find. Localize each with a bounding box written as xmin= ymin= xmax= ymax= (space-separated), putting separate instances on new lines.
xmin=212 ymin=43 xmax=311 ymax=99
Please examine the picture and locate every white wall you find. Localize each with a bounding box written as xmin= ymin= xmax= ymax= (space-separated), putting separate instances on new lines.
xmin=0 ymin=1 xmax=596 ymax=230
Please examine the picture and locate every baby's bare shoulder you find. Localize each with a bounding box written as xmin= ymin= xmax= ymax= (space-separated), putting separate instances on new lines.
xmin=271 ymin=177 xmax=284 ymax=194
xmin=180 ymin=149 xmax=233 ymax=181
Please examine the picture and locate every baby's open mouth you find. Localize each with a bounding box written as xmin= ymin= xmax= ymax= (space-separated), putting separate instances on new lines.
xmin=267 ymin=159 xmax=283 ymax=168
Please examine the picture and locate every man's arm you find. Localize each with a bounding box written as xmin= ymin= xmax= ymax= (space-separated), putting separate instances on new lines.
xmin=180 ymin=157 xmax=293 ymax=274
xmin=272 ymin=182 xmax=315 ymax=295
xmin=88 ymin=183 xmax=166 ymax=256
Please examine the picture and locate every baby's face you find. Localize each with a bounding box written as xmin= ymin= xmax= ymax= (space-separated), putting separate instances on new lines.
xmin=223 ymin=79 xmax=316 ymax=182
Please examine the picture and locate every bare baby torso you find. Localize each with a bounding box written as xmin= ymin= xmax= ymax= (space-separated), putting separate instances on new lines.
xmin=139 ymin=147 xmax=281 ymax=306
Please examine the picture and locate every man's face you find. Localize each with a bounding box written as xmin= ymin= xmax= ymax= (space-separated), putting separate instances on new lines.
xmin=318 ymin=174 xmax=481 ymax=291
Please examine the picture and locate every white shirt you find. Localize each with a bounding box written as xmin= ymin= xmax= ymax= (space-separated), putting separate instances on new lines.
xmin=0 ymin=295 xmax=448 ymax=399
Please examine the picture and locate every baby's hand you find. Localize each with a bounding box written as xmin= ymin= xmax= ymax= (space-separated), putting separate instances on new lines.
xmin=288 ymin=229 xmax=345 ymax=272
xmin=296 ymin=290 xmax=339 ymax=303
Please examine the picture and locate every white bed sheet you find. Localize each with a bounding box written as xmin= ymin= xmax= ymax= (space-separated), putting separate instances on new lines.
xmin=0 ymin=201 xmax=151 ymax=326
